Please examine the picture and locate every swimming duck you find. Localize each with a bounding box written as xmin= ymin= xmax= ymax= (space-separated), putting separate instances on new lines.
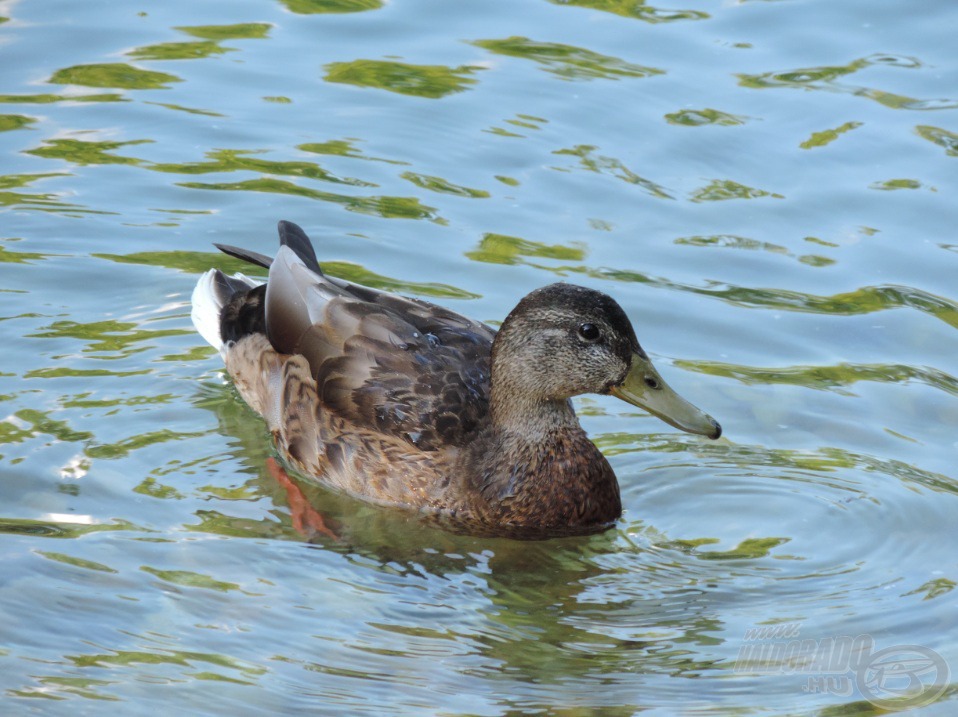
xmin=192 ymin=221 xmax=720 ymax=539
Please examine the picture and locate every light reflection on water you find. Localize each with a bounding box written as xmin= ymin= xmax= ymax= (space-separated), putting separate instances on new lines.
xmin=1 ymin=0 xmax=957 ymax=713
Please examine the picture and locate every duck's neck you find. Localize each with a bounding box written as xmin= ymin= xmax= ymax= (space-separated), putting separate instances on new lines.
xmin=489 ymin=389 xmax=580 ymax=440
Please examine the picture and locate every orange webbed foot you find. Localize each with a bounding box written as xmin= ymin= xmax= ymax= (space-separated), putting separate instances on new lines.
xmin=266 ymin=457 xmax=339 ymax=541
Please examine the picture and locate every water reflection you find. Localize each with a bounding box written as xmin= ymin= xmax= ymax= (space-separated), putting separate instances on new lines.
xmin=587 ymin=268 xmax=958 ymax=329
xmin=615 ymin=432 xmax=958 ymax=498
xmin=0 ymin=172 xmax=99 ymax=215
xmin=400 ymin=171 xmax=490 ymax=199
xmin=460 ymin=232 xmax=958 ymax=331
xmin=0 ymin=114 xmax=35 ymax=132
xmin=127 ymin=41 xmax=233 ymax=62
xmin=0 ymin=92 xmax=127 ymax=104
xmin=279 ymin=0 xmax=383 ymax=13
xmin=472 ymin=36 xmax=664 ymax=81
xmin=483 ymin=113 xmax=549 ymax=138
xmin=26 ymin=138 xmax=150 ymax=166
xmin=174 ymin=23 xmax=273 ymax=40
xmin=150 ymin=148 xmax=375 ymax=187
xmin=140 ymin=566 xmax=243 ymax=592
xmin=552 ymin=144 xmax=674 ymax=199
xmin=298 ymin=139 xmax=409 ymax=166
xmin=37 ymin=550 xmax=118 ymax=574
xmin=665 ymin=108 xmax=748 ymax=127
xmin=547 ymin=0 xmax=709 ymax=23
xmin=738 ymin=54 xmax=958 ymax=111
xmin=66 ymin=648 xmax=264 ymax=680
xmin=324 ymin=60 xmax=482 ymax=99
xmin=142 ymin=101 xmax=224 ymax=117
xmin=48 ymin=63 xmax=181 ymax=90
xmin=86 ymin=429 xmax=206 ymax=460
xmin=177 ymin=178 xmax=443 ymax=221
xmin=0 ymin=516 xmax=140 ymax=539
xmin=466 ymin=232 xmax=586 ymax=266
xmin=869 ymin=178 xmax=927 ymax=192
xmin=27 ymin=319 xmax=190 ymax=358
xmin=687 ymin=360 xmax=958 ymax=399
xmin=15 ymin=124 xmax=453 ymax=220
xmin=916 ymin=125 xmax=958 ymax=157
xmin=1 ymin=408 xmax=93 ymax=446
xmin=689 ymin=179 xmax=784 ymax=203
xmin=0 ymin=239 xmax=49 ymax=264
xmin=121 ymin=22 xmax=273 ymax=69
xmin=799 ymin=121 xmax=862 ymax=150
xmin=674 ymin=234 xmax=834 ymax=268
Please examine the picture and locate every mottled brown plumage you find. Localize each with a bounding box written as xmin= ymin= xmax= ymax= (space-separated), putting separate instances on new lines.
xmin=192 ymin=221 xmax=721 ymax=539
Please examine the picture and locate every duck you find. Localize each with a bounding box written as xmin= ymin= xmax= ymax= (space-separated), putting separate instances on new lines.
xmin=192 ymin=220 xmax=721 ymax=539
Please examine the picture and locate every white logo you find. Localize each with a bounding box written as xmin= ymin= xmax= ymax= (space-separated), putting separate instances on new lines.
xmin=734 ymin=625 xmax=948 ymax=709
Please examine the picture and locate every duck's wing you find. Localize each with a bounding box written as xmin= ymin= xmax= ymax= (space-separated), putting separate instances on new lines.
xmin=261 ymin=231 xmax=495 ymax=452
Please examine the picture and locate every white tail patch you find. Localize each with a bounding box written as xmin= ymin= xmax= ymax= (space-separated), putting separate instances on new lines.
xmin=191 ymin=270 xmax=261 ymax=359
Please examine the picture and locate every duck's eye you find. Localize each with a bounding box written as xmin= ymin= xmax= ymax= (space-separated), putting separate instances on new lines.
xmin=577 ymin=323 xmax=600 ymax=343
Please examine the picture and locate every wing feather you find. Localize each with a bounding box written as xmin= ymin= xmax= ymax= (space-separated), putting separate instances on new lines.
xmin=262 ymin=242 xmax=494 ymax=451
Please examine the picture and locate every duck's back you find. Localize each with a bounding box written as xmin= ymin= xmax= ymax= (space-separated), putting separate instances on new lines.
xmin=193 ymin=223 xmax=497 ymax=479
xmin=272 ymin=243 xmax=496 ymax=451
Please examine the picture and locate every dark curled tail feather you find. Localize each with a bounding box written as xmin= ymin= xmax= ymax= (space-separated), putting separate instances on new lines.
xmin=214 ymin=243 xmax=273 ymax=270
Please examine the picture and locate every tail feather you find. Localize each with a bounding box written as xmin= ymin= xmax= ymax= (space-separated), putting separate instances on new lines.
xmin=213 ymin=243 xmax=273 ymax=270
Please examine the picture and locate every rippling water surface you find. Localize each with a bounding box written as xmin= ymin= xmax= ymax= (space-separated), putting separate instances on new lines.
xmin=2 ymin=0 xmax=957 ymax=714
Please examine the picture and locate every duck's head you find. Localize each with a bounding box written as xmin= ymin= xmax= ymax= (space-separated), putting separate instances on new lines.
xmin=491 ymin=283 xmax=721 ymax=439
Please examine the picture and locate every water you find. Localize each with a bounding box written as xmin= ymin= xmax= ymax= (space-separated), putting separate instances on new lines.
xmin=1 ymin=0 xmax=957 ymax=713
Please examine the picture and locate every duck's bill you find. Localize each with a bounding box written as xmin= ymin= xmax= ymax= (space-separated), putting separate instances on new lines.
xmin=610 ymin=352 xmax=722 ymax=439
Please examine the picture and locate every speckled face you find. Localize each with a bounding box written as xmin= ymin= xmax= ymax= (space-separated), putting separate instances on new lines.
xmin=493 ymin=283 xmax=646 ymax=400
